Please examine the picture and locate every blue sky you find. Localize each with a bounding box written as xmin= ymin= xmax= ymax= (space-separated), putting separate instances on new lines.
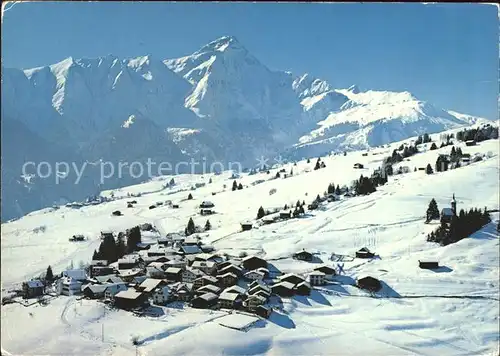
xmin=2 ymin=2 xmax=498 ymax=119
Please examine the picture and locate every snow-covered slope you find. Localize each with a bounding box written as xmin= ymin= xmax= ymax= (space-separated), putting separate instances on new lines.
xmin=292 ymin=89 xmax=486 ymax=158
xmin=1 ymin=36 xmax=491 ymax=221
xmin=1 ymin=128 xmax=499 ymax=355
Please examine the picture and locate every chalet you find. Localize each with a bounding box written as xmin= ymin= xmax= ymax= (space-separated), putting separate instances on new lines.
xmin=180 ymin=245 xmax=202 ymax=255
xmin=114 ymin=290 xmax=147 ymax=310
xmin=104 ymin=283 xmax=128 ymax=300
xmin=137 ymin=278 xmax=167 ymax=294
xmin=257 ymin=267 xmax=269 ymax=278
xmin=112 ymin=210 xmax=122 ymax=216
xmin=308 ymin=202 xmax=319 ymax=210
xmin=218 ymin=292 xmax=242 ymax=309
xmin=69 ymin=234 xmax=85 ymax=242
xmin=242 ymin=256 xmax=267 ymax=270
xmin=82 ymin=284 xmax=108 ymax=299
xmin=118 ymin=269 xmax=143 ymax=283
xmin=327 ymin=194 xmax=337 ymax=202
xmin=355 ymin=247 xmax=375 ymax=259
xmin=133 ymin=276 xmax=148 ymax=285
xmin=172 ymin=282 xmax=194 ymax=301
xmin=219 ymin=264 xmax=243 ymax=277
xmin=241 ymin=222 xmax=253 ymax=231
xmin=149 ymin=205 xmax=156 ymax=210
xmin=191 ymin=261 xmax=217 ymax=275
xmin=117 ymin=256 xmax=140 ymax=270
xmin=58 ymin=277 xmax=83 ymax=296
xmin=280 ymin=211 xmax=292 ymax=219
xmin=244 ymin=295 xmax=266 ymax=311
xmin=196 ymin=284 xmax=221 ymax=296
xmin=224 ymin=285 xmax=247 ymax=297
xmin=200 ymin=209 xmax=214 ymax=216
xmin=165 ymin=259 xmax=187 ymax=270
xmin=191 ymin=292 xmax=218 ymax=309
xmin=244 ymin=270 xmax=265 ymax=281
xmin=357 ymin=276 xmax=382 ymax=292
xmin=128 ymin=200 xmax=138 ymax=204
xmin=183 ymin=237 xmax=201 ymax=246
xmin=193 ymin=275 xmax=218 ymax=289
xmin=22 ymin=280 xmax=44 ymax=299
xmin=182 ymin=268 xmax=206 ymax=283
xmin=157 ymin=238 xmax=169 ymax=246
xmin=419 ymin=260 xmax=439 ymax=269
xmin=217 ymin=260 xmax=240 ymax=270
xmin=294 ymin=281 xmax=311 ymax=296
xmin=362 ymin=153 xmax=368 ymax=156
xmin=62 ymin=269 xmax=87 ymax=281
xmin=140 ymin=223 xmax=154 ymax=231
xmin=194 ymin=253 xmax=221 ymax=263
xmin=89 ymin=260 xmax=111 ymax=277
xmin=127 ymin=203 xmax=133 ymax=208
xmin=353 ymin=163 xmax=364 ymax=169
xmin=254 ymin=289 xmax=271 ymax=300
xmin=279 ymin=273 xmax=305 ymax=286
xmin=172 ymin=204 xmax=180 ymax=209
xmin=199 ymin=201 xmax=215 ymax=209
xmin=418 ymin=167 xmax=426 ymax=171
xmin=293 ymin=250 xmax=313 ymax=262
xmin=308 ymin=271 xmax=326 ymax=286
xmin=248 ymin=280 xmax=271 ymax=295
xmin=465 ymin=140 xmax=476 ymax=146
xmin=313 ymin=265 xmax=336 ymax=279
xmin=165 ymin=267 xmax=183 ymax=282
xmin=217 ymin=272 xmax=238 ymax=287
xmin=201 ymin=244 xmax=215 ymax=253
xmin=152 ymin=286 xmax=171 ymax=305
xmin=271 ymin=281 xmax=295 ymax=297
xmin=255 ymin=305 xmax=273 ymax=319
xmin=95 ymin=275 xmax=123 ymax=284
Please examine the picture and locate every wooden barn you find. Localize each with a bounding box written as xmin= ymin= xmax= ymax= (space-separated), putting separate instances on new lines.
xmin=355 ymin=247 xmax=375 ymax=259
xmin=419 ymin=260 xmax=439 ymax=269
xmin=357 ymin=276 xmax=382 ymax=292
xmin=242 ymin=256 xmax=267 ymax=270
xmin=293 ymin=249 xmax=313 ymax=262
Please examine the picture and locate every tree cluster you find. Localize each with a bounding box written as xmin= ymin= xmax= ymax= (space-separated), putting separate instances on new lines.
xmin=427 ymin=207 xmax=491 ymax=246
xmin=456 ymin=125 xmax=498 ymax=143
xmin=314 ymin=157 xmax=326 ymax=170
xmin=415 ymin=133 xmax=432 ymax=145
xmin=327 ymin=183 xmax=341 ymax=195
xmin=232 ymin=180 xmax=243 ymax=191
xmin=185 ymin=217 xmax=196 ymax=236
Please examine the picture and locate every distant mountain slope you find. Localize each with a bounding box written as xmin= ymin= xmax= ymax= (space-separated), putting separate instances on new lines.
xmin=1 ymin=35 xmax=489 ymax=220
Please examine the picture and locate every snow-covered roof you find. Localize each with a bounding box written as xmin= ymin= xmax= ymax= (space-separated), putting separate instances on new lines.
xmin=115 ymin=289 xmax=144 ymax=300
xmin=224 ymin=285 xmax=246 ymax=295
xmin=62 ymin=269 xmax=86 ymax=280
xmin=139 ymin=278 xmax=163 ymax=292
xmin=197 ymin=284 xmax=221 ymax=294
xmin=198 ymin=292 xmax=218 ymax=301
xmin=165 ymin=267 xmax=183 ymax=274
xmin=273 ymin=281 xmax=295 ymax=290
xmin=181 ymin=245 xmax=202 ymax=254
xmin=309 ymin=271 xmax=326 ymax=276
xmin=217 ymin=272 xmax=237 ymax=279
xmin=95 ymin=275 xmax=123 ymax=284
xmin=247 ymin=294 xmax=266 ymax=303
xmin=219 ymin=292 xmax=240 ymax=302
xmin=192 ymin=261 xmax=216 ymax=269
xmin=25 ymin=280 xmax=44 ymax=288
xmin=245 ymin=270 xmax=265 ymax=277
xmin=279 ymin=273 xmax=304 ymax=281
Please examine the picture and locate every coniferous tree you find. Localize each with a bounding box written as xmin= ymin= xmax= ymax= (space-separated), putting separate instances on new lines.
xmin=290 ymin=168 xmax=294 ymax=176
xmin=307 ymin=158 xmax=310 ymax=163
xmin=46 ymin=266 xmax=54 ymax=282
xmin=423 ymin=133 xmax=431 ymax=143
xmin=257 ymin=206 xmax=266 ymax=219
xmin=204 ymin=220 xmax=211 ymax=231
xmin=92 ymin=250 xmax=99 ymax=260
xmin=299 ymin=205 xmax=305 ymax=214
xmin=238 ymin=183 xmax=243 ymax=190
xmin=188 ymin=193 xmax=193 ymax=200
xmin=209 ymin=178 xmax=212 ymax=184
xmin=302 ymin=200 xmax=306 ymax=206
xmin=315 ymin=194 xmax=321 ymax=202
xmin=126 ymin=226 xmax=141 ymax=254
xmin=426 ymin=164 xmax=433 ymax=174
xmin=284 ymin=204 xmax=288 ymax=210
xmin=296 ymin=200 xmax=301 ymax=208
xmin=335 ymin=185 xmax=341 ymax=195
xmin=116 ymin=232 xmax=127 ymax=258
xmin=275 ymin=172 xmax=281 ymax=179
xmin=314 ymin=160 xmax=321 ymax=170
xmin=232 ymin=180 xmax=238 ymax=191
xmin=186 ymin=218 xmax=196 ymax=236
xmin=430 ymin=142 xmax=438 ymax=150
xmin=327 ymin=183 xmax=335 ymax=194
xmin=426 ymin=199 xmax=440 ymax=222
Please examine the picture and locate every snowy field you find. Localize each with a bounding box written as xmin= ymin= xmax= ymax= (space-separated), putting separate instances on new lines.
xmin=1 ymin=127 xmax=499 ymax=355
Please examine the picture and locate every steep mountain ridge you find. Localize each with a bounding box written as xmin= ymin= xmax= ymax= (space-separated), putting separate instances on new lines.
xmin=1 ymin=35 xmax=488 ymax=220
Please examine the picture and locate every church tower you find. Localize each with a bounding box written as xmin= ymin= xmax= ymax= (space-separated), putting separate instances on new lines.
xmin=451 ymin=193 xmax=457 ymax=216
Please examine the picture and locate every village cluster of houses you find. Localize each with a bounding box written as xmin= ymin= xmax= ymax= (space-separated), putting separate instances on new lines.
xmin=22 ymin=230 xmax=346 ymax=320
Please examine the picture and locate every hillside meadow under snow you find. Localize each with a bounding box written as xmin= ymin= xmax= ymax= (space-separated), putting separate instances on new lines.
xmin=1 ymin=127 xmax=499 ymax=355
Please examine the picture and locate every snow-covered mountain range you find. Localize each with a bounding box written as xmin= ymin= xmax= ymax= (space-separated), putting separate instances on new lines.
xmin=1 ymin=35 xmax=490 ymax=221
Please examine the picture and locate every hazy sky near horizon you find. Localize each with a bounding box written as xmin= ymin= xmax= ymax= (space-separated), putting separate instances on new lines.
xmin=2 ymin=2 xmax=498 ymax=119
